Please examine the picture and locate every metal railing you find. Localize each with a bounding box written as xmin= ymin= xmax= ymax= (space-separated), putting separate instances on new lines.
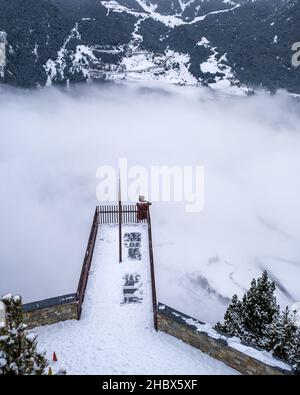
xmin=98 ymin=204 xmax=158 ymax=330
xmin=22 ymin=208 xmax=100 ymax=319
xmin=76 ymin=206 xmax=99 ymax=319
xmin=147 ymin=209 xmax=158 ymax=331
xmin=21 ymin=204 xmax=158 ymax=331
xmin=98 ymin=204 xmax=147 ymax=224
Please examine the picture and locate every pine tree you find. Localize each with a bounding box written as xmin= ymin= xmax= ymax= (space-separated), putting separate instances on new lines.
xmin=241 ymin=271 xmax=280 ymax=348
xmin=215 ymin=271 xmax=300 ymax=371
xmin=0 ymin=294 xmax=48 ymax=375
xmin=215 ymin=271 xmax=280 ymax=348
xmin=215 ymin=294 xmax=244 ymax=337
xmin=289 ymin=328 xmax=300 ymax=374
xmin=268 ymin=306 xmax=298 ymax=360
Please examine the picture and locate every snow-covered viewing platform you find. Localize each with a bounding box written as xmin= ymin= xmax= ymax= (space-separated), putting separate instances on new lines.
xmin=35 ymin=224 xmax=237 ymax=374
xmin=15 ymin=204 xmax=293 ymax=375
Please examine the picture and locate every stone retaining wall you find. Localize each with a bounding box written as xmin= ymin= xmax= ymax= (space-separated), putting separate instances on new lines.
xmin=157 ymin=303 xmax=291 ymax=375
xmin=22 ymin=294 xmax=78 ymax=329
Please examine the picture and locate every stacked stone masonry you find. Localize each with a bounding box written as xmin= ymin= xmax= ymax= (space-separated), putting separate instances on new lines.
xmin=157 ymin=303 xmax=291 ymax=375
xmin=23 ymin=301 xmax=78 ymax=329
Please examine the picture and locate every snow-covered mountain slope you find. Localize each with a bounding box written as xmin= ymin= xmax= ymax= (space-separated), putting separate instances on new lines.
xmin=0 ymin=0 xmax=299 ymax=93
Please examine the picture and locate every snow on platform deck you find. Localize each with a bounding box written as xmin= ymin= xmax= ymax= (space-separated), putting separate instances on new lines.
xmin=35 ymin=224 xmax=237 ymax=375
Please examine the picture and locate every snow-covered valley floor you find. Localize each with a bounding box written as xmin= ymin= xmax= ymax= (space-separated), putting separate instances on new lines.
xmin=35 ymin=224 xmax=237 ymax=375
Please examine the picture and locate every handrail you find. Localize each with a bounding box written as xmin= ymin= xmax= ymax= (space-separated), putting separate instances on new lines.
xmin=147 ymin=209 xmax=158 ymax=331
xmin=76 ymin=206 xmax=99 ymax=319
xmin=76 ymin=204 xmax=157 ymax=329
xmin=98 ymin=204 xmax=147 ymax=224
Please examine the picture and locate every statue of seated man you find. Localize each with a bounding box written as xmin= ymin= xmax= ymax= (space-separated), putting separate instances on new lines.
xmin=136 ymin=195 xmax=152 ymax=221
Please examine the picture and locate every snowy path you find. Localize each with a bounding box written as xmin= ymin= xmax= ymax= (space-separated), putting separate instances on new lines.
xmin=35 ymin=224 xmax=237 ymax=374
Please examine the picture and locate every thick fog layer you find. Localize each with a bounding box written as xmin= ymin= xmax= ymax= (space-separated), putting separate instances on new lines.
xmin=0 ymin=82 xmax=300 ymax=323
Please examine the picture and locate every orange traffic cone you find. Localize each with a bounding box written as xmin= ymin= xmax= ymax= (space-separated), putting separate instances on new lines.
xmin=53 ymin=352 xmax=58 ymax=362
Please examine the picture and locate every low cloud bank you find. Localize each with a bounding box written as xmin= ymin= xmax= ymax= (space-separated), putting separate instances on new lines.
xmin=0 ymin=82 xmax=299 ymax=323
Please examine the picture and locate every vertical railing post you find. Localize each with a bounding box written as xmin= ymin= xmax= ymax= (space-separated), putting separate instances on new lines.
xmin=119 ymin=201 xmax=122 ymax=263
xmin=118 ymin=175 xmax=122 ymax=263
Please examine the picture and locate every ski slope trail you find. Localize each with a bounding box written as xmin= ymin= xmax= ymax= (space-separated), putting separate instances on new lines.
xmin=35 ymin=224 xmax=237 ymax=374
